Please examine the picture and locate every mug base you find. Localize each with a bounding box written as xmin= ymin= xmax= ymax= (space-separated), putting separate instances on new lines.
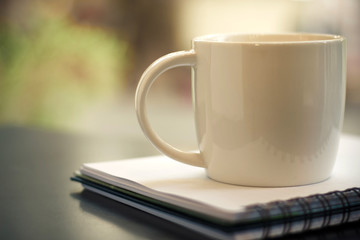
xmin=206 ymin=173 xmax=331 ymax=187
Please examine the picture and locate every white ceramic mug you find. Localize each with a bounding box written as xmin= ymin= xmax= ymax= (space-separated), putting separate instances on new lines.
xmin=135 ymin=33 xmax=346 ymax=187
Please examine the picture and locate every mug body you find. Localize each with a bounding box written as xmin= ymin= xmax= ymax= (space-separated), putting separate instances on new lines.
xmin=192 ymin=33 xmax=346 ymax=186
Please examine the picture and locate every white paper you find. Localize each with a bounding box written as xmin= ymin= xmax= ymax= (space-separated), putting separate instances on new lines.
xmin=81 ymin=134 xmax=360 ymax=221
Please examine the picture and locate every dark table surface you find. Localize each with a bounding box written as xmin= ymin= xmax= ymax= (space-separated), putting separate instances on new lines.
xmin=1 ymin=103 xmax=360 ymax=240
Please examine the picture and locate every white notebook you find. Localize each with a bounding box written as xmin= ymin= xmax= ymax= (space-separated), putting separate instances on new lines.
xmin=78 ymin=134 xmax=360 ymax=222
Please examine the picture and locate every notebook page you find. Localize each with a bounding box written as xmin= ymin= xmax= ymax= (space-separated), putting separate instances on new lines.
xmin=82 ymin=134 xmax=360 ymax=214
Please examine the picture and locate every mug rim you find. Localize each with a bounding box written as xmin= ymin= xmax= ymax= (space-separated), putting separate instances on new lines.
xmin=193 ymin=33 xmax=345 ymax=44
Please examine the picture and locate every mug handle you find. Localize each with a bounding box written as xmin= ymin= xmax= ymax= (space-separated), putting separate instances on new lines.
xmin=135 ymin=50 xmax=205 ymax=168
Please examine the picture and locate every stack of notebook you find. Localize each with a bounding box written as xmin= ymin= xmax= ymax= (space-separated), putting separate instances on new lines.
xmin=71 ymin=134 xmax=360 ymax=240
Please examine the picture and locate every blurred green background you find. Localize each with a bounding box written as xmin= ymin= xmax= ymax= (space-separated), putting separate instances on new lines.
xmin=0 ymin=0 xmax=359 ymax=140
